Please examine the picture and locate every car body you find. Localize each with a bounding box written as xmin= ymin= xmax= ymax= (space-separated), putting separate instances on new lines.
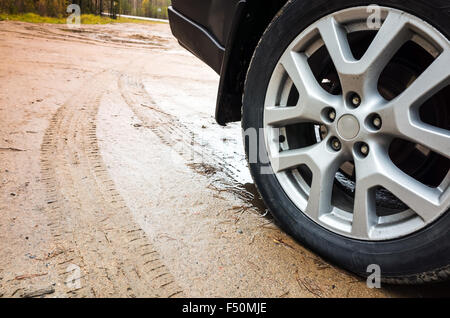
xmin=169 ymin=0 xmax=287 ymax=125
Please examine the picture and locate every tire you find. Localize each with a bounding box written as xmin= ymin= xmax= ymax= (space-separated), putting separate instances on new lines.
xmin=242 ymin=0 xmax=450 ymax=284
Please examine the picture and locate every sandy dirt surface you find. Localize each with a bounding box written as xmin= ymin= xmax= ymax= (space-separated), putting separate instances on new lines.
xmin=0 ymin=21 xmax=449 ymax=298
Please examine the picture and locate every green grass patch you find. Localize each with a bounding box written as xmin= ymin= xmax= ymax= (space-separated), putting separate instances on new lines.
xmin=0 ymin=13 xmax=158 ymax=25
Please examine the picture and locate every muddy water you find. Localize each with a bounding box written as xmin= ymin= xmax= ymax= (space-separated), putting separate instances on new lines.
xmin=1 ymin=21 xmax=449 ymax=297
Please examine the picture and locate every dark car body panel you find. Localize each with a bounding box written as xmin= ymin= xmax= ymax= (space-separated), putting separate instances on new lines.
xmin=168 ymin=7 xmax=225 ymax=73
xmin=169 ymin=0 xmax=287 ymax=125
xmin=171 ymin=0 xmax=241 ymax=47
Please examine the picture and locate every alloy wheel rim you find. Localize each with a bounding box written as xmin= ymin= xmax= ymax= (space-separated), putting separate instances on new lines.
xmin=263 ymin=6 xmax=450 ymax=241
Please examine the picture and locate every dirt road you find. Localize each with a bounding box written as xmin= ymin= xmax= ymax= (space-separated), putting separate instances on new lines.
xmin=0 ymin=21 xmax=449 ymax=298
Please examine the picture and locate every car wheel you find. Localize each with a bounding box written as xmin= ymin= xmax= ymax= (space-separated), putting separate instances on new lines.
xmin=242 ymin=0 xmax=450 ymax=283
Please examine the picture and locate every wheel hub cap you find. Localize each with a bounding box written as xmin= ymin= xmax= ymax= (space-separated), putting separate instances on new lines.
xmin=337 ymin=115 xmax=360 ymax=140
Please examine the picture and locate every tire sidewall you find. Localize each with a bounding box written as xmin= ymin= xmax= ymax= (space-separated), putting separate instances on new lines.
xmin=242 ymin=0 xmax=450 ymax=279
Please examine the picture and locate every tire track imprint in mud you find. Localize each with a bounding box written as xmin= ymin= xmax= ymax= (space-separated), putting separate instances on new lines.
xmin=117 ymin=74 xmax=268 ymax=215
xmin=0 ymin=25 xmax=170 ymax=52
xmin=40 ymin=71 xmax=183 ymax=297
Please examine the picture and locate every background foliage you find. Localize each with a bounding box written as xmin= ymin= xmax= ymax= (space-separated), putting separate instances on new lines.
xmin=0 ymin=0 xmax=171 ymax=18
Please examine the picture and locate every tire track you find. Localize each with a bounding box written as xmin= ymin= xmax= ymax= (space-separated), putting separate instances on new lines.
xmin=40 ymin=71 xmax=183 ymax=297
xmin=0 ymin=25 xmax=166 ymax=51
xmin=117 ymin=73 xmax=264 ymax=211
xmin=118 ymin=73 xmax=233 ymax=176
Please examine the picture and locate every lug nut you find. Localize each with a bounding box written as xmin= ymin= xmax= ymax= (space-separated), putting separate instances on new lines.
xmin=350 ymin=93 xmax=361 ymax=107
xmin=372 ymin=116 xmax=382 ymax=129
xmin=328 ymin=110 xmax=336 ymax=122
xmin=331 ymin=138 xmax=341 ymax=151
xmin=360 ymin=143 xmax=369 ymax=156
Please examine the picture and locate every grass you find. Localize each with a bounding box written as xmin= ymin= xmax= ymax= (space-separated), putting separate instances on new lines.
xmin=0 ymin=13 xmax=160 ymax=24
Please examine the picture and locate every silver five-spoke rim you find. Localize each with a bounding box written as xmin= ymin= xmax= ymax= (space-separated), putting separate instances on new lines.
xmin=264 ymin=6 xmax=450 ymax=240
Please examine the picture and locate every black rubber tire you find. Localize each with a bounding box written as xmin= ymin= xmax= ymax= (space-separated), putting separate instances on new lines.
xmin=242 ymin=0 xmax=450 ymax=284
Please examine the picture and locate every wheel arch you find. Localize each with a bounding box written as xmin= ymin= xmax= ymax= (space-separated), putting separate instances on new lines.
xmin=215 ymin=0 xmax=289 ymax=125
